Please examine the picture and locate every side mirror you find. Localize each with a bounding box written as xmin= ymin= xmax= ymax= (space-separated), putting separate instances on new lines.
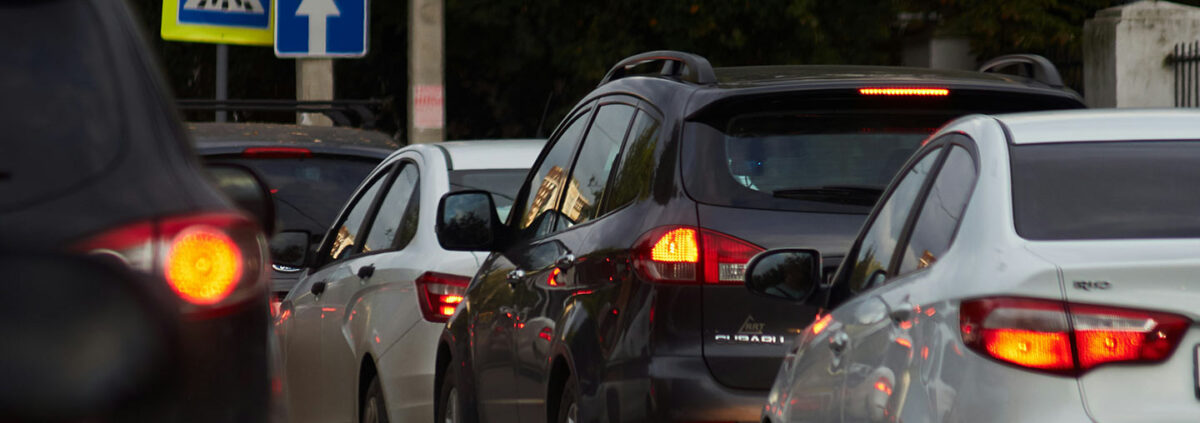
xmin=744 ymin=248 xmax=823 ymax=303
xmin=0 ymin=253 xmax=178 ymax=421
xmin=270 ymin=230 xmax=311 ymax=271
xmin=206 ymin=164 xmax=277 ymax=235
xmin=436 ymin=190 xmax=501 ymax=251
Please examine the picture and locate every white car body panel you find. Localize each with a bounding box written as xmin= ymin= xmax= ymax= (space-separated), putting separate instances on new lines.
xmin=278 ymin=139 xmax=544 ymax=423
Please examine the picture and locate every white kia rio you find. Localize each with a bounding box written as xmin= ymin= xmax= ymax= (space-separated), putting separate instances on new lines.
xmin=745 ymin=109 xmax=1200 ymax=423
xmin=273 ymin=139 xmax=544 ymax=423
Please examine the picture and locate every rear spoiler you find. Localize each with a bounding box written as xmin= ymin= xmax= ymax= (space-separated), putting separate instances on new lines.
xmin=978 ymin=54 xmax=1064 ymax=88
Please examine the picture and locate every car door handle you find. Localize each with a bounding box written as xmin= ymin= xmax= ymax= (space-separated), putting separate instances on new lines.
xmin=506 ymin=269 xmax=526 ymax=286
xmin=311 ymin=281 xmax=327 ymax=296
xmin=890 ymin=303 xmax=915 ymax=324
xmin=357 ymin=264 xmax=375 ymax=279
xmin=828 ymin=331 xmax=849 ymax=355
xmin=554 ymin=253 xmax=577 ymax=271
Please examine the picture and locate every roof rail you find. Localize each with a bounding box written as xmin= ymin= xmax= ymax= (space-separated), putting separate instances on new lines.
xmin=176 ymin=99 xmax=386 ymax=129
xmin=599 ymin=50 xmax=717 ymax=86
xmin=978 ymin=54 xmax=1064 ymax=88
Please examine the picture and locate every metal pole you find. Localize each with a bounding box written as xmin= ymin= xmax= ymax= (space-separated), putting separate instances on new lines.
xmin=216 ymin=44 xmax=229 ymax=122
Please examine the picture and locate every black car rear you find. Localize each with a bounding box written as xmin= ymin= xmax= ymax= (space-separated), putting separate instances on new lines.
xmin=435 ymin=51 xmax=1084 ymax=423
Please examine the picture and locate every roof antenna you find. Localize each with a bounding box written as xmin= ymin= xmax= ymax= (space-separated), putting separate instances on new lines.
xmin=536 ymin=91 xmax=555 ymax=138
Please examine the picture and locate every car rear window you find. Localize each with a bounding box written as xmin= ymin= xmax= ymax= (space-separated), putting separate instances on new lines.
xmin=450 ymin=169 xmax=528 ymax=222
xmin=683 ymin=90 xmax=1081 ymax=213
xmin=207 ymin=156 xmax=379 ymax=235
xmin=1011 ymin=141 xmax=1200 ymax=240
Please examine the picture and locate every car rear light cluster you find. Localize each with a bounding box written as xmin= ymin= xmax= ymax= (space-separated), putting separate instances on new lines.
xmin=960 ymin=297 xmax=1189 ymax=375
xmin=633 ymin=226 xmax=764 ymax=284
xmin=75 ymin=212 xmax=267 ymax=311
xmin=415 ymin=272 xmax=470 ymax=323
xmin=858 ymin=87 xmax=950 ymax=96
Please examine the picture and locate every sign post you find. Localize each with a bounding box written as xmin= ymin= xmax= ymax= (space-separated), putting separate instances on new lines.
xmin=276 ymin=0 xmax=369 ymax=126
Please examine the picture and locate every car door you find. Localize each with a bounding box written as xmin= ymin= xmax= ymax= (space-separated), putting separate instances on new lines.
xmin=472 ymin=103 xmax=592 ymax=423
xmin=321 ymin=161 xmax=421 ymax=422
xmin=844 ymin=141 xmax=977 ymax=423
xmin=510 ymin=99 xmax=638 ymax=423
xmin=792 ymin=146 xmax=944 ymax=423
xmin=284 ymin=164 xmax=394 ymax=423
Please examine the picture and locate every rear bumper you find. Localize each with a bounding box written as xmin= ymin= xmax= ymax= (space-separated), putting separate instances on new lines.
xmin=594 ymin=355 xmax=765 ymax=423
xmin=178 ymin=300 xmax=270 ymax=422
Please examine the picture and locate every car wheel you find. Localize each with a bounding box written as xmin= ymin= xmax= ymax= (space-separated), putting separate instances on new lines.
xmin=555 ymin=377 xmax=579 ymax=423
xmin=437 ymin=360 xmax=477 ymax=423
xmin=361 ymin=376 xmax=389 ymax=423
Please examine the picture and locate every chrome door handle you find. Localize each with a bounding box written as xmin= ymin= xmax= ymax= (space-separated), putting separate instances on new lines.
xmin=506 ymin=269 xmax=526 ymax=286
xmin=828 ymin=331 xmax=849 ymax=354
xmin=554 ymin=253 xmax=577 ymax=271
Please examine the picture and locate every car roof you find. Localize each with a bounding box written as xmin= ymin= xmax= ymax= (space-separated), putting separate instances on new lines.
xmin=188 ymin=122 xmax=399 ymax=157
xmin=712 ymin=65 xmax=1057 ymax=89
xmin=995 ymin=109 xmax=1200 ymax=144
xmin=429 ymin=139 xmax=547 ymax=171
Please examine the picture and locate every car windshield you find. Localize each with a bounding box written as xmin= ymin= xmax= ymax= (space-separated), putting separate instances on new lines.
xmin=450 ymin=169 xmax=528 ymax=222
xmin=1011 ymin=140 xmax=1200 ymax=240
xmin=206 ymin=156 xmax=379 ymax=235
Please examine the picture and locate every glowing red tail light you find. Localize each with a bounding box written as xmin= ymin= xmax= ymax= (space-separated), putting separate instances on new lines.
xmin=242 ymin=147 xmax=313 ymax=158
xmin=633 ymin=226 xmax=764 ymax=284
xmin=75 ymin=213 xmax=267 ymax=310
xmin=415 ymin=272 xmax=471 ymax=323
xmin=960 ymin=297 xmax=1189 ymax=375
xmin=858 ymin=87 xmax=950 ymax=96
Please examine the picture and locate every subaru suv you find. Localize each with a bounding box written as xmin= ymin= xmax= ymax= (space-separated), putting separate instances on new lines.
xmin=432 ymin=50 xmax=1085 ymax=423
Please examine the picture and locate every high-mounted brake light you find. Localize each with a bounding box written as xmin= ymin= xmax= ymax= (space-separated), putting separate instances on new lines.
xmin=415 ymin=272 xmax=471 ymax=323
xmin=242 ymin=147 xmax=313 ymax=158
xmin=960 ymin=297 xmax=1189 ymax=375
xmin=75 ymin=212 xmax=266 ymax=309
xmin=633 ymin=226 xmax=764 ymax=284
xmin=859 ymin=87 xmax=949 ymax=97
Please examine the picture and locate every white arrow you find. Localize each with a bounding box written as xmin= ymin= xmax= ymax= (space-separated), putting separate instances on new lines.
xmin=296 ymin=0 xmax=340 ymax=55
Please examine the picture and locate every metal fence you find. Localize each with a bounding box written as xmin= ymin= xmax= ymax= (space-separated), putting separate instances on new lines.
xmin=1168 ymin=41 xmax=1200 ymax=107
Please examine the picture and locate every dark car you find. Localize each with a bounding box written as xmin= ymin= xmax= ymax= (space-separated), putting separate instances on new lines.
xmin=1 ymin=0 xmax=277 ymax=421
xmin=432 ymin=50 xmax=1085 ymax=423
xmin=191 ymin=122 xmax=397 ymax=312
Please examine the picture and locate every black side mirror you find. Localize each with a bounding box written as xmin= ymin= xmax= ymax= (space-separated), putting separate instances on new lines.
xmin=205 ymin=164 xmax=277 ymax=235
xmin=0 ymin=253 xmax=178 ymax=421
xmin=744 ymin=248 xmax=823 ymax=304
xmin=436 ymin=190 xmax=502 ymax=251
xmin=270 ymin=230 xmax=311 ymax=271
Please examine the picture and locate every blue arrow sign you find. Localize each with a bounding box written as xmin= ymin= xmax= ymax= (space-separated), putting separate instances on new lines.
xmin=275 ymin=0 xmax=368 ymax=57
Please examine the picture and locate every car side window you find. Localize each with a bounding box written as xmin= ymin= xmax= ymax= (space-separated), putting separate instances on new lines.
xmin=898 ymin=146 xmax=976 ymax=274
xmin=844 ymin=148 xmax=943 ymax=294
xmin=559 ymin=103 xmax=636 ymax=227
xmin=363 ymin=163 xmax=420 ymax=253
xmin=601 ymin=109 xmax=661 ymax=215
xmin=327 ymin=168 xmax=392 ymax=262
xmin=515 ymin=109 xmax=590 ymax=239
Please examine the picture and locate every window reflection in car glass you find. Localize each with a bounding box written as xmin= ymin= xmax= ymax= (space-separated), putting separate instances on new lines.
xmin=330 ymin=173 xmax=388 ymax=260
xmin=900 ymin=146 xmax=975 ymax=273
xmin=563 ymin=103 xmax=635 ymax=226
xmin=518 ymin=112 xmax=589 ymax=234
xmin=363 ymin=165 xmax=419 ymax=253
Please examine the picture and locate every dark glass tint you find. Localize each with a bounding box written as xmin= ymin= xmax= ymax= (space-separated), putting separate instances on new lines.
xmin=846 ymin=148 xmax=942 ymax=293
xmin=516 ymin=111 xmax=589 ymax=237
xmin=1012 ymin=141 xmax=1200 ymax=240
xmin=364 ymin=165 xmax=420 ymax=252
xmin=602 ymin=111 xmax=661 ymax=215
xmin=899 ymin=146 xmax=976 ymax=274
xmin=329 ymin=170 xmax=389 ymax=261
xmin=563 ymin=103 xmax=636 ymax=227
xmin=450 ymin=169 xmax=530 ymax=223
xmin=210 ymin=156 xmax=378 ymax=235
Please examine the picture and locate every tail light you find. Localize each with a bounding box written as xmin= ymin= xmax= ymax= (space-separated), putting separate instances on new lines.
xmin=858 ymin=87 xmax=950 ymax=96
xmin=75 ymin=212 xmax=267 ymax=311
xmin=633 ymin=226 xmax=764 ymax=284
xmin=415 ymin=272 xmax=470 ymax=323
xmin=960 ymin=297 xmax=1189 ymax=375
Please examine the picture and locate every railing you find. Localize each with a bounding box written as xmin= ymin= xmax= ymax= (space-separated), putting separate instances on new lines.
xmin=1168 ymin=41 xmax=1200 ymax=107
xmin=176 ymin=99 xmax=389 ymax=129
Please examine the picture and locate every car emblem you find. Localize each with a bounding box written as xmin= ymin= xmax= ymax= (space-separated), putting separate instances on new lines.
xmin=714 ymin=315 xmax=787 ymax=345
xmin=1073 ymin=280 xmax=1112 ymax=291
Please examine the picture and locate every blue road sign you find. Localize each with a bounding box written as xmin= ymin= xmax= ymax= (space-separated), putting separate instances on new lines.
xmin=178 ymin=0 xmax=270 ymax=29
xmin=275 ymin=0 xmax=368 ymax=58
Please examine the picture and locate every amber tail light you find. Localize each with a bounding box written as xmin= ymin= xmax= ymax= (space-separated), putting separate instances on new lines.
xmin=632 ymin=226 xmax=764 ymax=285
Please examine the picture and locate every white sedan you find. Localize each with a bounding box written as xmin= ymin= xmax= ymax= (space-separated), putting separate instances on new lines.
xmin=274 ymin=139 xmax=545 ymax=423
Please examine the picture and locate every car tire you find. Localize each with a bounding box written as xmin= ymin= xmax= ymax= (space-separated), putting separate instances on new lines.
xmin=361 ymin=376 xmax=389 ymax=423
xmin=555 ymin=376 xmax=579 ymax=423
xmin=437 ymin=360 xmax=478 ymax=423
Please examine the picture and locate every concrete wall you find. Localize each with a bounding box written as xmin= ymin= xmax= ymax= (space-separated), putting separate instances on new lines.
xmin=903 ymin=36 xmax=976 ymax=71
xmin=1084 ymin=0 xmax=1200 ymax=107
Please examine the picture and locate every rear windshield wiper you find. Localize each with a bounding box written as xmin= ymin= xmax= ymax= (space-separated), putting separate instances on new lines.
xmin=772 ymin=185 xmax=884 ymax=206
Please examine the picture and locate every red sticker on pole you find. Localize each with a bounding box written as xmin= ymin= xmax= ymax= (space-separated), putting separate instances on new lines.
xmin=414 ymin=84 xmax=444 ymax=130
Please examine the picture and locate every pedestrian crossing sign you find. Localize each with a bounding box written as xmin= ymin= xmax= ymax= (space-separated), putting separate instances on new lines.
xmin=161 ymin=0 xmax=275 ymax=46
